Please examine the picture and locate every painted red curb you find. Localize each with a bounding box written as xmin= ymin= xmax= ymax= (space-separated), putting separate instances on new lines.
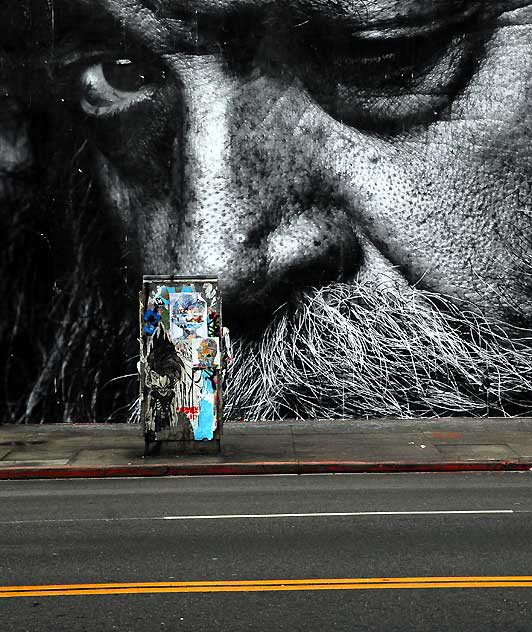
xmin=0 ymin=460 xmax=531 ymax=480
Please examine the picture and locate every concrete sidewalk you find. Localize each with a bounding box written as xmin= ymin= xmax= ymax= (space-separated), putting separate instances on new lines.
xmin=1 ymin=418 xmax=532 ymax=479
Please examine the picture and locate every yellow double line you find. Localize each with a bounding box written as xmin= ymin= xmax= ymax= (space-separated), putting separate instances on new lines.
xmin=2 ymin=577 xmax=532 ymax=598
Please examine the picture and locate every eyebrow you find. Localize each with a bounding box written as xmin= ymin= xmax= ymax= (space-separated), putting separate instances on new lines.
xmin=65 ymin=0 xmax=173 ymax=51
xmin=48 ymin=0 xmax=240 ymax=58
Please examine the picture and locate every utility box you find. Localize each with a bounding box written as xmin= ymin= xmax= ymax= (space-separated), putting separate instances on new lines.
xmin=139 ymin=276 xmax=224 ymax=454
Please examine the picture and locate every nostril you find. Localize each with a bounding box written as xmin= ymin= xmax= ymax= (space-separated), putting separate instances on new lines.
xmin=276 ymin=240 xmax=360 ymax=299
xmin=222 ymin=215 xmax=362 ymax=337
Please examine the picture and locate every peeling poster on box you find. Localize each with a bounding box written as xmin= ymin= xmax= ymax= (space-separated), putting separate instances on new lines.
xmin=169 ymin=292 xmax=208 ymax=341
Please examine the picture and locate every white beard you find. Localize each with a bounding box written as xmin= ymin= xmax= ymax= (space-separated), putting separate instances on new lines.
xmin=225 ymin=281 xmax=532 ymax=420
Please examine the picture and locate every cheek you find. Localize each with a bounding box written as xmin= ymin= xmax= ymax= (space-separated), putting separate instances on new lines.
xmin=0 ymin=93 xmax=33 ymax=200
xmin=317 ymin=113 xmax=532 ymax=310
xmin=86 ymin=86 xmax=183 ymax=272
xmin=85 ymin=85 xmax=180 ymax=184
xmin=93 ymin=150 xmax=177 ymax=274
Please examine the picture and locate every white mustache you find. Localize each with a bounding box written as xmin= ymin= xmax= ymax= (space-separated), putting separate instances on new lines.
xmin=225 ymin=281 xmax=532 ymax=420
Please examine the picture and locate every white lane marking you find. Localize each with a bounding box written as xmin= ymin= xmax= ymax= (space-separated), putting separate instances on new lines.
xmin=162 ymin=510 xmax=515 ymax=520
xmin=0 ymin=509 xmax=515 ymax=525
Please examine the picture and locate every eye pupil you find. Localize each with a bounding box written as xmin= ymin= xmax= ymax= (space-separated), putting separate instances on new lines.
xmin=101 ymin=59 xmax=151 ymax=92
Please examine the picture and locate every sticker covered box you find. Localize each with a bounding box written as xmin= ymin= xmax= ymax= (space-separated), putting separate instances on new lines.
xmin=139 ymin=276 xmax=223 ymax=453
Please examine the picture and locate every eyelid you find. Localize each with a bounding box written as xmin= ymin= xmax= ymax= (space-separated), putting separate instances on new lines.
xmin=46 ymin=48 xmax=112 ymax=72
xmin=310 ymin=3 xmax=482 ymax=42
xmin=295 ymin=4 xmax=480 ymax=134
xmin=48 ymin=45 xmax=165 ymax=74
xmin=309 ymin=4 xmax=477 ymax=77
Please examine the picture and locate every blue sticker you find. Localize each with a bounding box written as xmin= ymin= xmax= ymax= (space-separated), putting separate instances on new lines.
xmin=143 ymin=308 xmax=162 ymax=335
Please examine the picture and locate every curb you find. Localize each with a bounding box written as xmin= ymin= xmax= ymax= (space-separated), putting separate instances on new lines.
xmin=1 ymin=460 xmax=532 ymax=480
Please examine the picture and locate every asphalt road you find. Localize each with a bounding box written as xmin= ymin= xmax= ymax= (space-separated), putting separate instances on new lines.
xmin=2 ymin=472 xmax=532 ymax=631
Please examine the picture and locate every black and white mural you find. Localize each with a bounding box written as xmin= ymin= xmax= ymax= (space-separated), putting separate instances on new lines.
xmin=1 ymin=0 xmax=532 ymax=422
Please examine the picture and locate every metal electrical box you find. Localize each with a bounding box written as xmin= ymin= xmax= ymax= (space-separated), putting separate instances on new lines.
xmin=139 ymin=276 xmax=224 ymax=454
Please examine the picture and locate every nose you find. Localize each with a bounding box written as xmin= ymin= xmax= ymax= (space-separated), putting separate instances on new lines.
xmin=169 ymin=56 xmax=248 ymax=287
xmin=167 ymin=55 xmax=360 ymax=330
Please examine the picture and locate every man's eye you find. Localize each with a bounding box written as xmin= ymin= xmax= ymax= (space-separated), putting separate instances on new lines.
xmin=293 ymin=12 xmax=482 ymax=134
xmin=78 ymin=58 xmax=166 ymax=116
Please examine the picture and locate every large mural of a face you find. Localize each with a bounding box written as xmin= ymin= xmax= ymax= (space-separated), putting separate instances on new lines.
xmin=1 ymin=0 xmax=532 ymax=421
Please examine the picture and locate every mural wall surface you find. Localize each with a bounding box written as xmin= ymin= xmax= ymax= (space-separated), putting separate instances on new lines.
xmin=1 ymin=0 xmax=532 ymax=422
